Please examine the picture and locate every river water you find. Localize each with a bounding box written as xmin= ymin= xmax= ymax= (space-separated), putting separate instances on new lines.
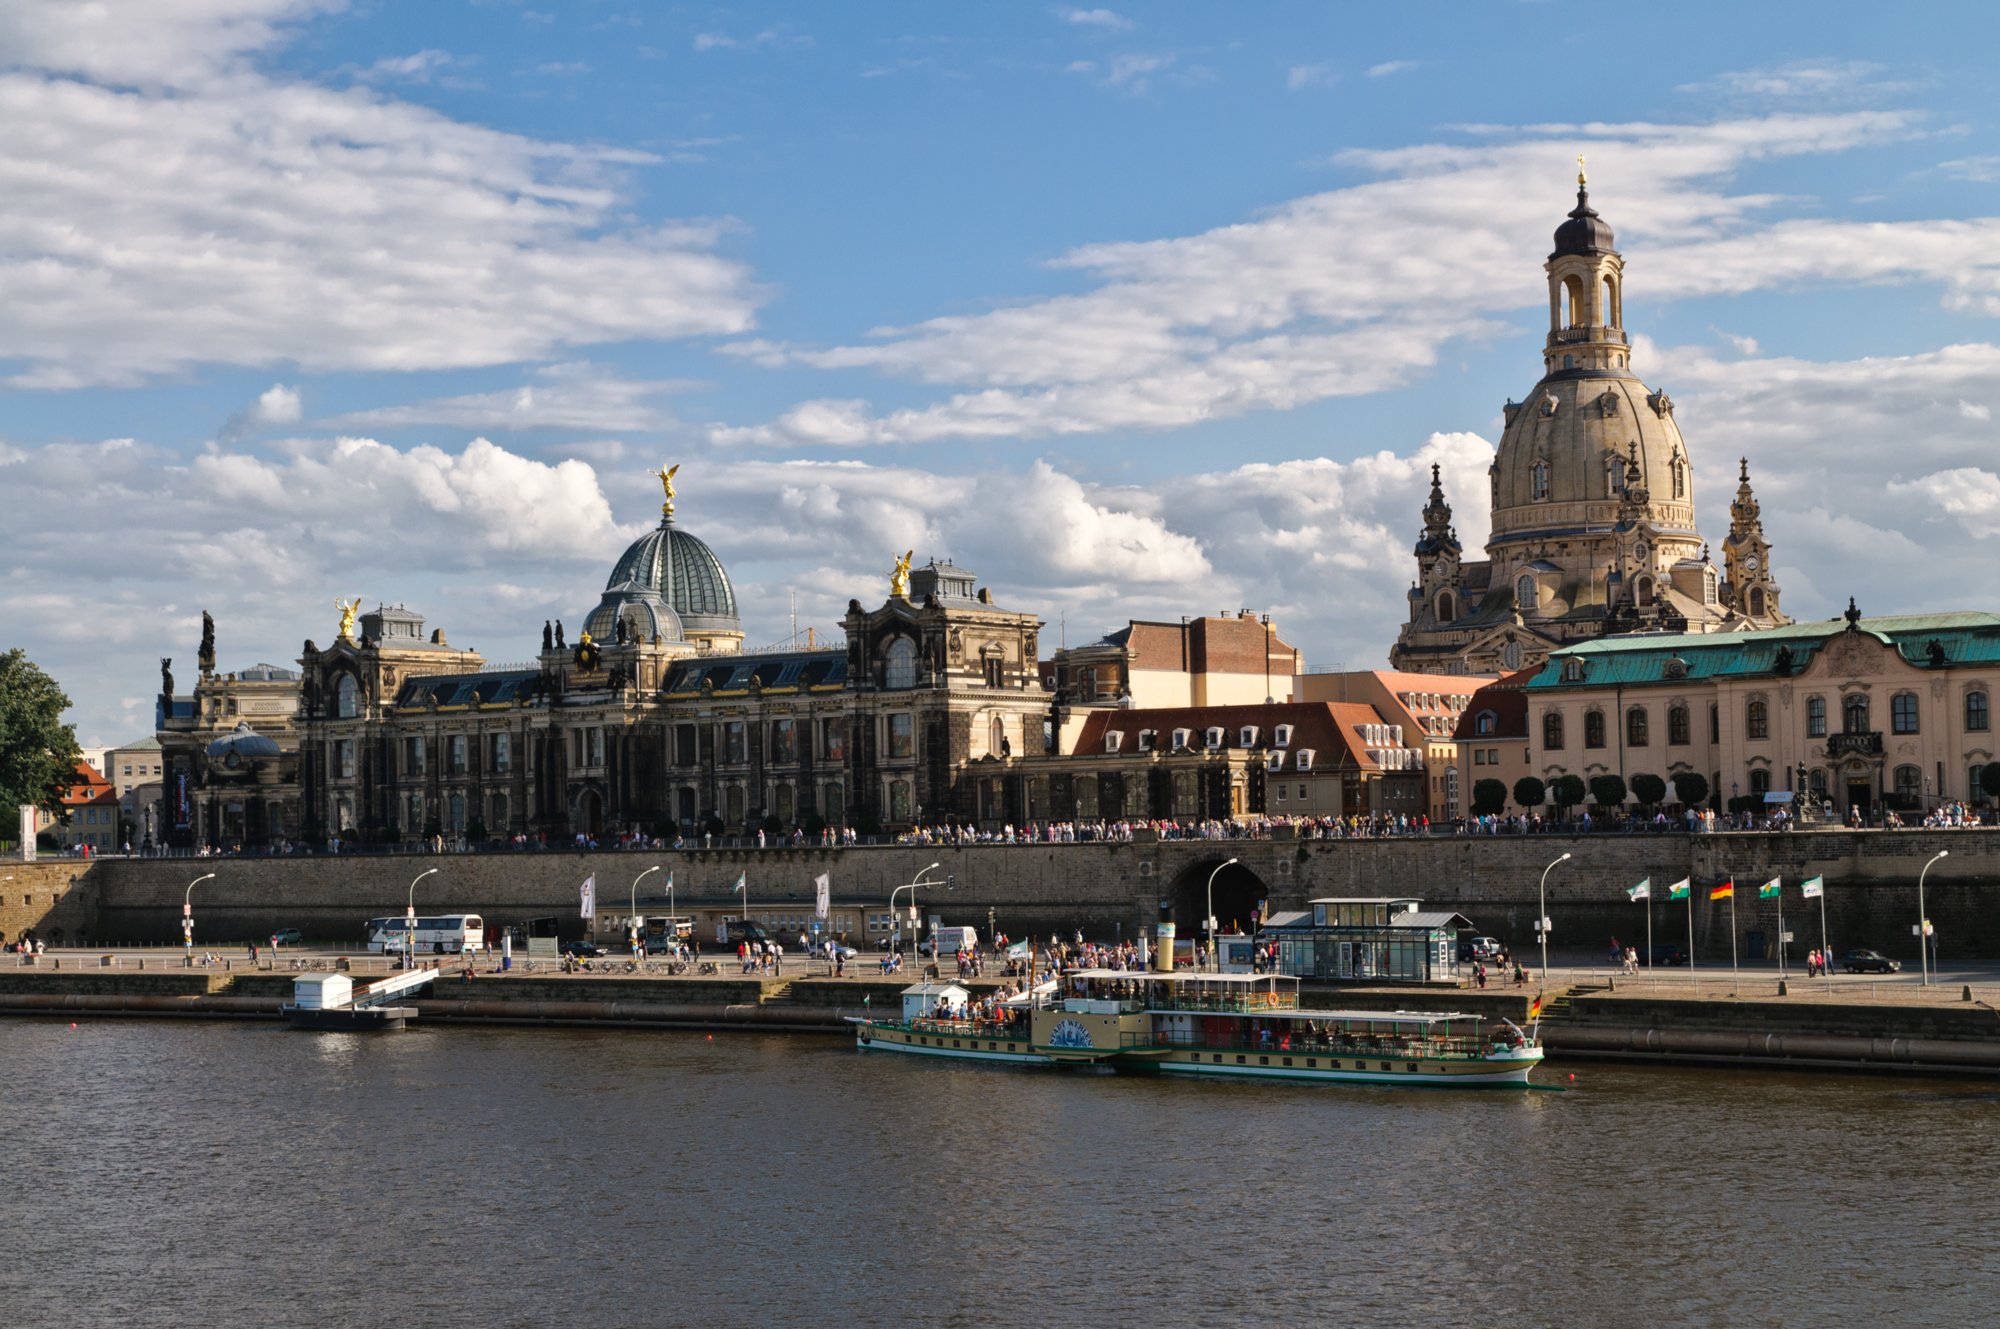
xmin=1 ymin=1019 xmax=1993 ymax=1328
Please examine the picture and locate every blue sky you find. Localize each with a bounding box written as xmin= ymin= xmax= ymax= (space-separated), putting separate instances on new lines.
xmin=7 ymin=0 xmax=2000 ymax=745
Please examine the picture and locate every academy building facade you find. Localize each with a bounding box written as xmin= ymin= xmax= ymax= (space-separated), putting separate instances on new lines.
xmin=1391 ymin=174 xmax=1788 ymax=678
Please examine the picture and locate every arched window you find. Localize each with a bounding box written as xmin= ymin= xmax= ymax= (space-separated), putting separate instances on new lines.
xmin=1844 ymin=694 xmax=1870 ymax=734
xmin=1543 ymin=712 xmax=1565 ymax=751
xmin=1532 ymin=460 xmax=1550 ymax=501
xmin=1436 ymin=591 xmax=1455 ymax=622
xmin=1806 ymin=696 xmax=1826 ymax=738
xmin=1891 ymin=692 xmax=1920 ymax=735
xmin=1672 ymin=454 xmax=1687 ymax=499
xmin=1703 ymin=569 xmax=1717 ymax=605
xmin=1968 ymin=691 xmax=1990 ymax=732
xmin=1808 ymin=768 xmax=1828 ymax=797
xmin=884 ymin=637 xmax=917 ymax=689
xmin=1475 ymin=711 xmax=1497 ymax=737
xmin=1746 ymin=699 xmax=1769 ymax=740
xmin=1606 ymin=455 xmax=1623 ymax=497
xmin=1584 ymin=711 xmax=1606 ymax=749
xmin=1668 ymin=705 xmax=1690 ymax=746
xmin=1517 ymin=575 xmax=1537 ymax=611
xmin=1749 ymin=587 xmax=1767 ymax=617
xmin=1626 ymin=707 xmax=1649 ymax=746
xmin=1894 ymin=765 xmax=1922 ymax=805
xmin=335 ymin=673 xmax=359 ymax=720
xmin=1635 ymin=577 xmax=1654 ymax=608
xmin=1749 ymin=768 xmax=1771 ymax=795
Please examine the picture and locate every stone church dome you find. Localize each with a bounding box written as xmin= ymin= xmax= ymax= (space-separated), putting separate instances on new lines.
xmin=604 ymin=516 xmax=739 ymax=636
xmin=1489 ymin=375 xmax=1697 ymax=552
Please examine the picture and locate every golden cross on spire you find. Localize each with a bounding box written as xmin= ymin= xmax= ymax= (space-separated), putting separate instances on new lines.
xmin=1577 ymin=153 xmax=1587 ymax=187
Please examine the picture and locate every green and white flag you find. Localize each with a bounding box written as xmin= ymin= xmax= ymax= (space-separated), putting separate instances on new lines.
xmin=1627 ymin=879 xmax=1651 ymax=901
xmin=732 ymin=873 xmax=746 ymax=894
xmin=1667 ymin=878 xmax=1692 ymax=900
xmin=1758 ymin=877 xmax=1781 ymax=899
xmin=1800 ymin=875 xmax=1825 ymax=899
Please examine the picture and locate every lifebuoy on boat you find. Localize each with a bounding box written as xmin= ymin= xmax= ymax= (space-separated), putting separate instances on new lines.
xmin=1265 ymin=992 xmax=1279 ymax=1008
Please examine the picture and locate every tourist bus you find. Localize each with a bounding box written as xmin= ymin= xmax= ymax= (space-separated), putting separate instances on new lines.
xmin=364 ymin=914 xmax=487 ymax=955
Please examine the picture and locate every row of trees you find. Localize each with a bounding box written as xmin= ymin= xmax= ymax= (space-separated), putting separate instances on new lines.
xmin=1469 ymin=771 xmax=1711 ymax=818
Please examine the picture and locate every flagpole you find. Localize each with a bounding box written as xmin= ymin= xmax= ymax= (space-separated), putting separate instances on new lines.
xmin=1646 ymin=889 xmax=1653 ymax=980
xmin=1818 ymin=883 xmax=1831 ymax=993
xmin=1777 ymin=879 xmax=1787 ymax=980
xmin=1685 ymin=884 xmax=1695 ymax=995
xmin=1729 ymin=885 xmax=1739 ymax=994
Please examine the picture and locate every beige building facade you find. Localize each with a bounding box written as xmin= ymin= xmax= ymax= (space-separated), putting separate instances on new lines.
xmin=1517 ymin=607 xmax=2000 ymax=822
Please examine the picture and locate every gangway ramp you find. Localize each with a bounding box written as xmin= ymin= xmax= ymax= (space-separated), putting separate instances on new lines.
xmin=284 ymin=965 xmax=439 ymax=1031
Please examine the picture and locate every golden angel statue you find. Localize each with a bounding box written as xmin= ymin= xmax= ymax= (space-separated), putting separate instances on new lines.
xmin=650 ymin=463 xmax=679 ymax=517
xmin=890 ymin=549 xmax=914 ymax=598
xmin=335 ymin=597 xmax=361 ymax=641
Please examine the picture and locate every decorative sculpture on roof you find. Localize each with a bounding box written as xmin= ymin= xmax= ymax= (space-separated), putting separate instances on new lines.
xmin=555 ymin=619 xmax=566 ymax=650
xmin=1926 ymin=639 xmax=1947 ymax=669
xmin=542 ymin=620 xmax=553 ymax=652
xmin=650 ymin=463 xmax=679 ymax=518
xmin=198 ymin=611 xmax=216 ymax=674
xmin=334 ymin=598 xmax=360 ymax=642
xmin=160 ymin=657 xmax=174 ymax=699
xmin=1773 ymin=645 xmax=1794 ymax=676
xmin=574 ymin=628 xmax=600 ymax=674
xmin=890 ymin=549 xmax=914 ymax=599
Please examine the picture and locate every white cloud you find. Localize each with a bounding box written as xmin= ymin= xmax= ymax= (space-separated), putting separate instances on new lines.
xmin=0 ymin=10 xmax=764 ymax=388
xmin=0 ymin=0 xmax=340 ymax=89
xmin=1960 ymin=399 xmax=1991 ymax=422
xmin=358 ymin=49 xmax=455 ymax=84
xmin=321 ymin=364 xmax=689 ymax=434
xmin=1675 ymin=60 xmax=1906 ymax=101
xmin=1889 ymin=468 xmax=2000 ymax=537
xmin=713 ymin=110 xmax=2000 ymax=449
xmin=1365 ymin=60 xmax=1416 ymax=78
xmin=693 ymin=27 xmax=807 ymax=52
xmin=1057 ymin=7 xmax=1133 ymax=30
xmin=220 ymin=382 xmax=303 ymax=441
xmin=1286 ymin=63 xmax=1336 ymax=92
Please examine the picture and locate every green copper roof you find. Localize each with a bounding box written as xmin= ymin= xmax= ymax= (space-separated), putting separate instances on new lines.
xmin=603 ymin=516 xmax=738 ymax=632
xmin=1524 ymin=611 xmax=2000 ymax=689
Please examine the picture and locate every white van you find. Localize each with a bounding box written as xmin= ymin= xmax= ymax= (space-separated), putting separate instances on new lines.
xmin=923 ymin=925 xmax=980 ymax=957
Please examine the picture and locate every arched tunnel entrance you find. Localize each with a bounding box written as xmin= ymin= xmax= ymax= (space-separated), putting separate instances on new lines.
xmin=1165 ymin=858 xmax=1271 ymax=949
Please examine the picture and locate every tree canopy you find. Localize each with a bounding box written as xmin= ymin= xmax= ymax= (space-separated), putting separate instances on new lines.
xmin=1512 ymin=776 xmax=1547 ymax=810
xmin=1589 ymin=774 xmax=1629 ymax=809
xmin=1470 ymin=779 xmax=1508 ymax=817
xmin=1672 ymin=771 xmax=1710 ymax=807
xmin=0 ymin=649 xmax=84 ymax=815
xmin=1551 ymin=774 xmax=1587 ymax=810
xmin=1630 ymin=772 xmax=1668 ymax=807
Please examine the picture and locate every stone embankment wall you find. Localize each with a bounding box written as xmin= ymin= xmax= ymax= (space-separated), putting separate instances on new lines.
xmin=33 ymin=827 xmax=2000 ymax=961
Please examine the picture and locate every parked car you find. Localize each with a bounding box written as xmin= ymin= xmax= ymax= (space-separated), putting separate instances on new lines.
xmin=1842 ymin=948 xmax=1900 ymax=974
xmin=1637 ymin=944 xmax=1688 ymax=967
xmin=1457 ymin=935 xmax=1504 ymax=962
xmin=813 ymin=941 xmax=858 ymax=960
xmin=269 ymin=927 xmax=304 ymax=946
xmin=565 ymin=939 xmax=604 ymax=958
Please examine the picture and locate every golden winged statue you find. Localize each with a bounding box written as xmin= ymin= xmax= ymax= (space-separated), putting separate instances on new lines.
xmin=335 ymin=597 xmax=361 ymax=641
xmin=890 ymin=549 xmax=914 ymax=598
xmin=650 ymin=463 xmax=679 ymax=517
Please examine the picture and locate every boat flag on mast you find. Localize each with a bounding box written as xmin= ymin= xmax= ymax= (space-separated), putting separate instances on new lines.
xmin=1627 ymin=878 xmax=1651 ymax=901
xmin=1668 ymin=879 xmax=1691 ymax=900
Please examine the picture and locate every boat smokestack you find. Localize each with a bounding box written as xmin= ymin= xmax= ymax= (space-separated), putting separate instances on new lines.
xmin=1154 ymin=921 xmax=1176 ymax=973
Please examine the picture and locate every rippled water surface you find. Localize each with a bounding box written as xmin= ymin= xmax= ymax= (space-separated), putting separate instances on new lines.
xmin=2 ymin=1020 xmax=1994 ymax=1328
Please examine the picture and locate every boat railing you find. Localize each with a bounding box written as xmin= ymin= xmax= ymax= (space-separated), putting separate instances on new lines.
xmin=1151 ymin=1028 xmax=1501 ymax=1059
xmin=905 ymin=1016 xmax=1030 ymax=1038
xmin=1155 ymin=993 xmax=1300 ymax=1014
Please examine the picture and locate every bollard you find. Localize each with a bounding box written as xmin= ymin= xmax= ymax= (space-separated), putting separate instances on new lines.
xmin=1965 ymin=985 xmax=1975 ymax=1003
xmin=1777 ymin=979 xmax=1788 ymax=996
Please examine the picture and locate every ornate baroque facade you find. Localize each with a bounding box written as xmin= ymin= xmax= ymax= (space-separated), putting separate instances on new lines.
xmin=1392 ymin=172 xmax=1788 ymax=677
xmin=276 ymin=477 xmax=1051 ymax=845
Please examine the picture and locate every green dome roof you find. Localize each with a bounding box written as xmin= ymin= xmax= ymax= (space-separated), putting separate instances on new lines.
xmin=604 ymin=515 xmax=739 ymax=635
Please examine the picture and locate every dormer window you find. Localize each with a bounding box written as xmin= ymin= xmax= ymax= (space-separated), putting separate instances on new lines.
xmin=1171 ymin=728 xmax=1190 ymax=752
xmin=1104 ymin=732 xmax=1123 ymax=754
xmin=1273 ymin=724 xmax=1293 ymax=747
xmin=1137 ymin=730 xmax=1155 ymax=753
xmin=1239 ymin=726 xmax=1258 ymax=747
xmin=1474 ymin=710 xmax=1497 ymax=737
xmin=1266 ymin=752 xmax=1285 ymax=773
xmin=1205 ymin=726 xmax=1224 ymax=749
xmin=1561 ymin=657 xmax=1586 ymax=683
xmin=1296 ymin=749 xmax=1315 ymax=772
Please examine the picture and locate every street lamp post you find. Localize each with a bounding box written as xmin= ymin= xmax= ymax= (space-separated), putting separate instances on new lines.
xmin=183 ymin=871 xmax=215 ymax=956
xmin=1205 ymin=858 xmax=1239 ymax=972
xmin=407 ymin=866 xmax=439 ymax=967
xmin=630 ymin=865 xmax=662 ymax=958
xmin=1538 ymin=852 xmax=1571 ymax=989
xmin=1918 ymin=849 xmax=1947 ymax=987
xmin=889 ymin=861 xmax=942 ymax=968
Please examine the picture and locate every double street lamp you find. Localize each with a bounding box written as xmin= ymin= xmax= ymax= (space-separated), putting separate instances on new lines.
xmin=889 ymin=861 xmax=943 ymax=965
xmin=1537 ymin=852 xmax=1571 ymax=988
xmin=1918 ymin=849 xmax=1947 ymax=986
xmin=1205 ymin=858 xmax=1239 ymax=972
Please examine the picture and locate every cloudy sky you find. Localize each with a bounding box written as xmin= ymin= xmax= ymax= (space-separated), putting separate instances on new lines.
xmin=8 ymin=1 xmax=2000 ymax=746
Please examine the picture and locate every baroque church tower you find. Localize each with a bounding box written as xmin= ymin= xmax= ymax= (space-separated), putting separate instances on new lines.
xmin=1391 ymin=166 xmax=1790 ymax=676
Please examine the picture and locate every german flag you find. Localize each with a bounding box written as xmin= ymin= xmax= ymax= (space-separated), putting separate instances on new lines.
xmin=1709 ymin=880 xmax=1735 ymax=901
xmin=1526 ymin=994 xmax=1544 ymax=1022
